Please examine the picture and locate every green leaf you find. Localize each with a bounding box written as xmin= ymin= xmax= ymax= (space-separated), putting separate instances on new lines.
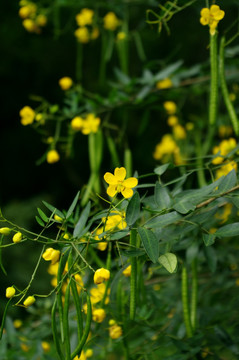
xmin=73 ymin=201 xmax=91 ymax=238
xmin=204 ymin=246 xmax=217 ymax=273
xmin=203 ymin=233 xmax=216 ymax=246
xmin=154 ymin=163 xmax=170 ymax=176
xmin=126 ymin=192 xmax=140 ymax=226
xmin=215 ymin=170 xmax=237 ymax=194
xmin=37 ymin=208 xmax=48 ymax=222
xmin=158 ymin=252 xmax=177 ymax=273
xmin=173 ymin=200 xmax=195 ymax=214
xmin=137 ymin=227 xmax=159 ymax=263
xmin=66 ymin=191 xmax=80 ymax=219
xmin=154 ymin=182 xmax=171 ymax=210
xmin=147 ymin=211 xmax=182 ymax=228
xmin=42 ymin=201 xmax=65 ymax=219
xmin=35 ymin=216 xmax=45 ymax=227
xmin=215 ymin=222 xmax=239 ymax=237
xmin=110 ymin=230 xmax=129 ymax=240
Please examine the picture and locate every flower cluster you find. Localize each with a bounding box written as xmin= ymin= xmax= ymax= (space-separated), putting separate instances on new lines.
xmin=200 ymin=5 xmax=225 ymax=35
xmin=74 ymin=8 xmax=99 ymax=43
xmin=108 ymin=319 xmax=123 ymax=339
xmin=71 ymin=113 xmax=101 ymax=134
xmin=19 ymin=0 xmax=47 ymax=34
xmin=104 ymin=167 xmax=138 ymax=198
xmin=103 ymin=12 xmax=121 ymax=31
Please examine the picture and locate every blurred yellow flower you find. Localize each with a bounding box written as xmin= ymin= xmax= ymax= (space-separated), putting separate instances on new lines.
xmin=20 ymin=106 xmax=35 ymax=125
xmin=173 ymin=124 xmax=186 ymax=140
xmin=212 ymin=138 xmax=237 ymax=165
xmin=117 ymin=31 xmax=126 ymax=41
xmin=103 ymin=12 xmax=120 ymax=31
xmin=36 ymin=14 xmax=47 ymax=27
xmin=42 ymin=248 xmax=60 ymax=265
xmin=75 ymin=27 xmax=90 ymax=43
xmin=59 ymin=77 xmax=73 ymax=90
xmin=94 ymin=268 xmax=110 ymax=284
xmin=122 ymin=265 xmax=131 ymax=277
xmin=218 ymin=125 xmax=233 ymax=138
xmin=163 ymin=101 xmax=177 ymax=115
xmin=156 ymin=78 xmax=172 ymax=90
xmin=71 ymin=116 xmax=84 ymax=131
xmin=41 ymin=341 xmax=50 ymax=352
xmin=167 ymin=115 xmax=178 ymax=127
xmin=104 ymin=167 xmax=138 ymax=198
xmin=47 ymin=150 xmax=60 ymax=164
xmin=81 ymin=113 xmax=101 ymax=134
xmin=92 ymin=308 xmax=106 ymax=323
xmin=76 ymin=9 xmax=94 ymax=27
xmin=109 ymin=324 xmax=122 ymax=339
xmin=13 ymin=319 xmax=23 ymax=328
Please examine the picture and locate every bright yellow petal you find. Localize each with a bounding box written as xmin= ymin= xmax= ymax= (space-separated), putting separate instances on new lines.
xmin=107 ymin=185 xmax=117 ymax=197
xmin=122 ymin=177 xmax=138 ymax=189
xmin=213 ymin=10 xmax=225 ymax=21
xmin=121 ymin=187 xmax=133 ymax=198
xmin=210 ymin=5 xmax=220 ymax=14
xmin=104 ymin=172 xmax=117 ymax=184
xmin=200 ymin=8 xmax=210 ymax=18
xmin=200 ymin=16 xmax=209 ymax=25
xmin=114 ymin=167 xmax=126 ymax=181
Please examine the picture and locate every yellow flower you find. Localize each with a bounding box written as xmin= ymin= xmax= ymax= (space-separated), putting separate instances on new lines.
xmin=81 ymin=113 xmax=101 ymax=134
xmin=36 ymin=14 xmax=47 ymax=27
xmin=200 ymin=5 xmax=225 ymax=35
xmin=76 ymin=9 xmax=94 ymax=27
xmin=122 ymin=265 xmax=131 ymax=277
xmin=0 ymin=227 xmax=11 ymax=235
xmin=93 ymin=268 xmax=110 ymax=284
xmin=163 ymin=101 xmax=177 ymax=115
xmin=41 ymin=341 xmax=50 ymax=352
xmin=156 ymin=78 xmax=173 ymax=90
xmin=47 ymin=150 xmax=60 ymax=164
xmin=215 ymin=160 xmax=237 ymax=180
xmin=91 ymin=27 xmax=100 ymax=40
xmin=85 ymin=349 xmax=93 ymax=358
xmin=74 ymin=27 xmax=90 ymax=43
xmin=153 ymin=135 xmax=177 ymax=161
xmin=21 ymin=343 xmax=30 ymax=352
xmin=42 ymin=248 xmax=60 ymax=265
xmin=6 ymin=287 xmax=16 ymax=298
xmin=23 ymin=296 xmax=35 ymax=307
xmin=92 ymin=308 xmax=106 ymax=323
xmin=109 ymin=324 xmax=122 ymax=339
xmin=212 ymin=138 xmax=237 ymax=165
xmin=20 ymin=106 xmax=35 ymax=125
xmin=74 ymin=274 xmax=84 ymax=293
xmin=90 ymin=283 xmax=109 ymax=304
xmin=19 ymin=4 xmax=37 ymax=19
xmin=22 ymin=19 xmax=37 ymax=33
xmin=13 ymin=319 xmax=23 ymax=328
xmin=117 ymin=31 xmax=126 ymax=41
xmin=104 ymin=167 xmax=138 ymax=198
xmin=167 ymin=115 xmax=178 ymax=127
xmin=12 ymin=232 xmax=22 ymax=243
xmin=173 ymin=147 xmax=185 ymax=166
xmin=71 ymin=116 xmax=84 ymax=131
xmin=94 ymin=228 xmax=108 ymax=251
xmin=48 ymin=262 xmax=59 ymax=275
xmin=73 ymin=351 xmax=87 ymax=360
xmin=103 ymin=12 xmax=120 ymax=31
xmin=215 ymin=203 xmax=233 ymax=224
xmin=59 ymin=77 xmax=73 ymax=90
xmin=54 ymin=214 xmax=63 ymax=222
xmin=186 ymin=122 xmax=194 ymax=131
xmin=173 ymin=124 xmax=186 ymax=140
xmin=218 ymin=125 xmax=233 ymax=138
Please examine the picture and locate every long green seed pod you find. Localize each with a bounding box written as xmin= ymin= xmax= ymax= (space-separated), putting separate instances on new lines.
xmin=71 ymin=292 xmax=92 ymax=359
xmin=52 ymin=297 xmax=64 ymax=360
xmin=63 ymin=279 xmax=72 ymax=360
xmin=190 ymin=259 xmax=198 ymax=332
xmin=181 ymin=265 xmax=193 ymax=338
xmin=219 ymin=36 xmax=239 ymax=135
xmin=130 ymin=229 xmax=137 ymax=320
xmin=209 ymin=33 xmax=218 ymax=125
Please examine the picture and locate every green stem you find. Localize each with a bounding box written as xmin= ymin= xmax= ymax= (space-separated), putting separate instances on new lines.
xmin=209 ymin=33 xmax=218 ymax=126
xmin=63 ymin=279 xmax=72 ymax=359
xmin=52 ymin=296 xmax=64 ymax=360
xmin=130 ymin=229 xmax=137 ymax=320
xmin=181 ymin=265 xmax=193 ymax=337
xmin=195 ymin=133 xmax=207 ymax=188
xmin=76 ymin=42 xmax=83 ymax=82
xmin=190 ymin=259 xmax=198 ymax=332
xmin=106 ymin=135 xmax=120 ymax=168
xmin=219 ymin=36 xmax=239 ymax=135
xmin=124 ymin=148 xmax=132 ymax=178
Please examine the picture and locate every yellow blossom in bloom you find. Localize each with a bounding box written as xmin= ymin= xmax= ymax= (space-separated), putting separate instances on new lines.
xmin=54 ymin=214 xmax=63 ymax=222
xmin=12 ymin=232 xmax=22 ymax=243
xmin=215 ymin=160 xmax=237 ymax=180
xmin=71 ymin=116 xmax=84 ymax=131
xmin=153 ymin=134 xmax=177 ymax=161
xmin=167 ymin=116 xmax=178 ymax=127
xmin=94 ymin=268 xmax=110 ymax=284
xmin=104 ymin=167 xmax=138 ymax=198
xmin=41 ymin=341 xmax=50 ymax=352
xmin=19 ymin=4 xmax=37 ymax=19
xmin=13 ymin=319 xmax=23 ymax=328
xmin=109 ymin=319 xmax=116 ymax=326
xmin=85 ymin=349 xmax=93 ymax=357
xmin=51 ymin=277 xmax=57 ymax=288
xmin=47 ymin=150 xmax=60 ymax=164
xmin=42 ymin=248 xmax=60 ymax=265
xmin=76 ymin=9 xmax=94 ymax=27
xmin=117 ymin=31 xmax=126 ymax=41
xmin=212 ymin=138 xmax=237 ymax=165
xmin=102 ymin=211 xmax=127 ymax=231
xmin=186 ymin=122 xmax=194 ymax=131
xmin=20 ymin=106 xmax=35 ymax=125
xmin=215 ymin=203 xmax=233 ymax=224
xmin=103 ymin=12 xmax=120 ymax=31
xmin=156 ymin=78 xmax=173 ymax=90
xmin=59 ymin=77 xmax=73 ymax=90
xmin=23 ymin=296 xmax=35 ymax=307
xmin=48 ymin=262 xmax=59 ymax=275
xmin=0 ymin=227 xmax=11 ymax=235
xmin=173 ymin=124 xmax=186 ymax=140
xmin=163 ymin=101 xmax=177 ymax=115
xmin=218 ymin=125 xmax=233 ymax=138
xmin=109 ymin=324 xmax=123 ymax=339
xmin=22 ymin=18 xmax=37 ymax=33
xmin=92 ymin=308 xmax=106 ymax=323
xmin=94 ymin=228 xmax=108 ymax=251
xmin=90 ymin=283 xmax=109 ymax=304
xmin=81 ymin=113 xmax=101 ymax=134
xmin=73 ymin=351 xmax=87 ymax=360
xmin=122 ymin=265 xmax=131 ymax=277
xmin=6 ymin=287 xmax=16 ymax=298
xmin=36 ymin=14 xmax=47 ymax=27
xmin=74 ymin=27 xmax=90 ymax=43
xmin=174 ymin=147 xmax=185 ymax=166
xmin=200 ymin=5 xmax=225 ymax=36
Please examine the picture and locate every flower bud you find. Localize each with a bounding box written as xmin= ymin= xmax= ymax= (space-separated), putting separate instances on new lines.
xmin=93 ymin=268 xmax=110 ymax=284
xmin=23 ymin=296 xmax=35 ymax=307
xmin=13 ymin=232 xmax=22 ymax=243
xmin=6 ymin=286 xmax=16 ymax=298
xmin=42 ymin=248 xmax=60 ymax=265
xmin=0 ymin=227 xmax=11 ymax=235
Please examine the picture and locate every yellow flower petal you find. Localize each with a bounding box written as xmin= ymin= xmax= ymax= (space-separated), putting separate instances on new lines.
xmin=104 ymin=172 xmax=117 ymax=184
xmin=114 ymin=167 xmax=126 ymax=181
xmin=107 ymin=185 xmax=117 ymax=197
xmin=122 ymin=177 xmax=138 ymax=189
xmin=121 ymin=187 xmax=133 ymax=198
xmin=213 ymin=10 xmax=225 ymax=21
xmin=210 ymin=5 xmax=220 ymax=14
xmin=200 ymin=8 xmax=210 ymax=18
xmin=200 ymin=16 xmax=209 ymax=25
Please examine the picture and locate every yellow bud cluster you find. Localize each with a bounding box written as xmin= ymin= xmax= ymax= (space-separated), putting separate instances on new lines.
xmin=74 ymin=9 xmax=99 ymax=43
xmin=71 ymin=113 xmax=101 ymax=134
xmin=19 ymin=1 xmax=47 ymax=34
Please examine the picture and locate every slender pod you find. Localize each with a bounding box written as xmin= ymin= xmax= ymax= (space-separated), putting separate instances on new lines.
xmin=52 ymin=297 xmax=64 ymax=360
xmin=63 ymin=279 xmax=72 ymax=360
xmin=130 ymin=229 xmax=137 ymax=320
xmin=71 ymin=292 xmax=92 ymax=359
xmin=181 ymin=265 xmax=193 ymax=337
xmin=190 ymin=259 xmax=198 ymax=332
xmin=209 ymin=33 xmax=218 ymax=125
xmin=219 ymin=36 xmax=239 ymax=135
